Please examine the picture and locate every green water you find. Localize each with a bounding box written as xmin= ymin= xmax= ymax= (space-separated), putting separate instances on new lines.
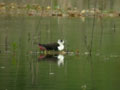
xmin=0 ymin=16 xmax=120 ymax=90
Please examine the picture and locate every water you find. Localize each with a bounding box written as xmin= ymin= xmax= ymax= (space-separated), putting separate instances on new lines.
xmin=0 ymin=16 xmax=120 ymax=90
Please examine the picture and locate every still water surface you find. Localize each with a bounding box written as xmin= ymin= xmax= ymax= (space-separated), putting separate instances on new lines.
xmin=0 ymin=16 xmax=120 ymax=90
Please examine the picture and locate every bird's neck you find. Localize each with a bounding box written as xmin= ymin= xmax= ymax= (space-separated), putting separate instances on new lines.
xmin=58 ymin=44 xmax=64 ymax=51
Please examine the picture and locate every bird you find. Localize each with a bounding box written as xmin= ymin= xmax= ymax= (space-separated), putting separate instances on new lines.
xmin=38 ymin=39 xmax=64 ymax=51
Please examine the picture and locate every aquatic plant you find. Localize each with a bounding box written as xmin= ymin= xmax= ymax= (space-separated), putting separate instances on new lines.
xmin=0 ymin=2 xmax=119 ymax=18
xmin=12 ymin=42 xmax=17 ymax=53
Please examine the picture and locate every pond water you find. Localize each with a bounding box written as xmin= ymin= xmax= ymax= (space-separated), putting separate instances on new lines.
xmin=0 ymin=16 xmax=120 ymax=90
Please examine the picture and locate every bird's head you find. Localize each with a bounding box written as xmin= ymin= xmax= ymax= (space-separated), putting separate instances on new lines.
xmin=57 ymin=39 xmax=64 ymax=45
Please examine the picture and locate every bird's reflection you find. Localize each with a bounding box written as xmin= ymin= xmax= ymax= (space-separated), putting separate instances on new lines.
xmin=57 ymin=54 xmax=64 ymax=66
xmin=38 ymin=54 xmax=64 ymax=67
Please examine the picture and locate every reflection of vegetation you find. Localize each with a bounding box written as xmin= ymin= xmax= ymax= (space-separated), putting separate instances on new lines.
xmin=12 ymin=54 xmax=16 ymax=65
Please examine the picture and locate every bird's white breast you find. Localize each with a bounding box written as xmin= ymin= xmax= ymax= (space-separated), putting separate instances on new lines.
xmin=58 ymin=44 xmax=64 ymax=51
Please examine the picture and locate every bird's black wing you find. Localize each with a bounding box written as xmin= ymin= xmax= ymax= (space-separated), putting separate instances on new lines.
xmin=39 ymin=43 xmax=59 ymax=50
